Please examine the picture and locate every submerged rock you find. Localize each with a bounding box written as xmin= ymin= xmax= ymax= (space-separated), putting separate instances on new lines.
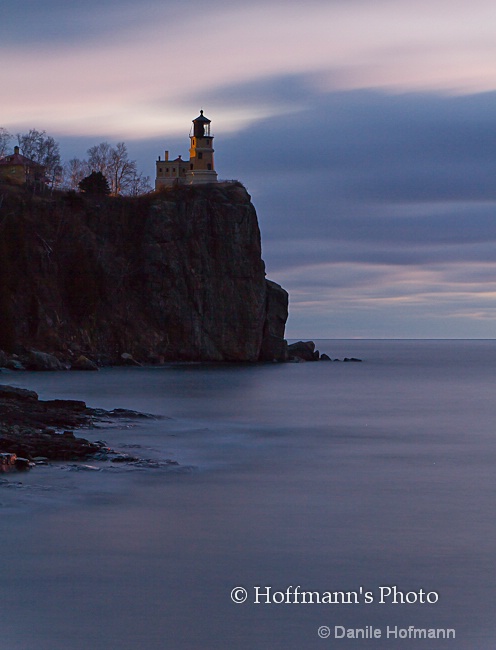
xmin=108 ymin=408 xmax=156 ymax=419
xmin=110 ymin=453 xmax=140 ymax=463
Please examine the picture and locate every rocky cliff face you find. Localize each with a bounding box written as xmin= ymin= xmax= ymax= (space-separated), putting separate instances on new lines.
xmin=0 ymin=182 xmax=288 ymax=363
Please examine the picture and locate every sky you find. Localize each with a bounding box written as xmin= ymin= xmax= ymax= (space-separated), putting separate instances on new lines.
xmin=2 ymin=0 xmax=496 ymax=338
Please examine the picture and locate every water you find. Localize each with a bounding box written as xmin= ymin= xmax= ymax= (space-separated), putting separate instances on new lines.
xmin=1 ymin=340 xmax=495 ymax=649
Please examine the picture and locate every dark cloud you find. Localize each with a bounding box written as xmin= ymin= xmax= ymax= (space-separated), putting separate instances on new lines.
xmin=186 ymin=81 xmax=496 ymax=292
xmin=1 ymin=0 xmax=205 ymax=46
xmin=218 ymin=84 xmax=496 ymax=198
xmin=263 ymin=237 xmax=496 ymax=275
xmin=256 ymin=191 xmax=496 ymax=246
xmin=1 ymin=0 xmax=348 ymax=46
xmin=2 ymin=1 xmax=134 ymax=45
xmin=189 ymin=74 xmax=316 ymax=114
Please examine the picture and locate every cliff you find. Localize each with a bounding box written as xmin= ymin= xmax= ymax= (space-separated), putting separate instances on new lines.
xmin=0 ymin=181 xmax=288 ymax=364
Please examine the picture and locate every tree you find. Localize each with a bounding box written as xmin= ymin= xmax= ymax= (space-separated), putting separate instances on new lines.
xmin=16 ymin=129 xmax=62 ymax=188
xmin=86 ymin=142 xmax=112 ymax=177
xmin=64 ymin=157 xmax=90 ymax=190
xmin=0 ymin=127 xmax=12 ymax=158
xmin=126 ymin=171 xmax=153 ymax=197
xmin=78 ymin=171 xmax=110 ymax=196
xmin=87 ymin=141 xmax=138 ymax=196
xmin=109 ymin=142 xmax=137 ymax=196
xmin=62 ymin=141 xmax=151 ymax=196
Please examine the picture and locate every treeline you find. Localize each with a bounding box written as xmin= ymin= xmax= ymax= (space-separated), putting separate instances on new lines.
xmin=0 ymin=127 xmax=152 ymax=196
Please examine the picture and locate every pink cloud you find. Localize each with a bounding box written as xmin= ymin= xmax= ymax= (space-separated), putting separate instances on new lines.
xmin=2 ymin=1 xmax=496 ymax=137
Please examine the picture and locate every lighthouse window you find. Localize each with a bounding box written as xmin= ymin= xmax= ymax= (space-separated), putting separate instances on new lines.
xmin=166 ymin=168 xmax=169 ymax=172
xmin=207 ymin=164 xmax=212 ymax=170
xmin=159 ymin=167 xmax=163 ymax=172
xmin=190 ymin=164 xmax=193 ymax=170
xmin=198 ymin=152 xmax=203 ymax=159
xmin=173 ymin=168 xmax=176 ymax=172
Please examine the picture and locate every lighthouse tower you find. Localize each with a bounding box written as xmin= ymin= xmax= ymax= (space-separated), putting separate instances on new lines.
xmin=185 ymin=110 xmax=218 ymax=184
xmin=155 ymin=110 xmax=219 ymax=189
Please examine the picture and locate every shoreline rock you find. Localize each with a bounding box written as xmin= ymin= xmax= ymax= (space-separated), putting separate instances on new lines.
xmin=287 ymin=341 xmax=362 ymax=363
xmin=1 ymin=337 xmax=363 ymax=371
xmin=0 ymin=384 xmax=154 ymax=471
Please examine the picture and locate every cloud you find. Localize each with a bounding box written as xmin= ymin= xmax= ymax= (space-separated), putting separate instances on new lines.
xmin=4 ymin=0 xmax=496 ymax=139
xmin=282 ymin=258 xmax=496 ymax=338
xmin=205 ymin=85 xmax=496 ymax=336
xmin=4 ymin=0 xmax=496 ymax=336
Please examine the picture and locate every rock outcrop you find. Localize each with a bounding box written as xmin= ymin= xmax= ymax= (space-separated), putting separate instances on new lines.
xmin=259 ymin=280 xmax=289 ymax=361
xmin=286 ymin=341 xmax=363 ymax=363
xmin=0 ymin=384 xmax=154 ymax=466
xmin=0 ymin=181 xmax=288 ymax=363
xmin=287 ymin=340 xmax=320 ymax=362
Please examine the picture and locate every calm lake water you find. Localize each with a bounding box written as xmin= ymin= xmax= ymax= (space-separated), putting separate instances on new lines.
xmin=1 ymin=340 xmax=496 ymax=649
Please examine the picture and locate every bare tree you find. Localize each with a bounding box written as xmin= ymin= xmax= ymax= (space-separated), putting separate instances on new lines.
xmin=64 ymin=157 xmax=90 ymax=190
xmin=16 ymin=129 xmax=62 ymax=188
xmin=87 ymin=141 xmax=142 ymax=196
xmin=126 ymin=171 xmax=153 ymax=197
xmin=87 ymin=142 xmax=112 ymax=177
xmin=109 ymin=142 xmax=137 ymax=196
xmin=0 ymin=128 xmax=12 ymax=158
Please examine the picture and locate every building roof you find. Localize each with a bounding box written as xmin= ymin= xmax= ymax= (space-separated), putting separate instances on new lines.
xmin=0 ymin=147 xmax=43 ymax=168
xmin=192 ymin=109 xmax=211 ymax=124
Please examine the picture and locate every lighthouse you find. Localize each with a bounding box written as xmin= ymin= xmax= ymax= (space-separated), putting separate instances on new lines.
xmin=155 ymin=110 xmax=218 ymax=189
xmin=186 ymin=110 xmax=218 ymax=184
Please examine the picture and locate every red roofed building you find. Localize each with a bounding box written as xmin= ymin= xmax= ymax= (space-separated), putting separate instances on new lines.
xmin=0 ymin=146 xmax=47 ymax=186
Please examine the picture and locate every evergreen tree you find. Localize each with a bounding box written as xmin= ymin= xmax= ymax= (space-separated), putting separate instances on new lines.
xmin=78 ymin=171 xmax=110 ymax=196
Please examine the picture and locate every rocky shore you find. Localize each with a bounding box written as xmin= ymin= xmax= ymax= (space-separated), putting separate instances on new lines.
xmin=0 ymin=384 xmax=151 ymax=472
xmin=0 ymin=341 xmax=362 ymax=472
xmin=0 ymin=340 xmax=361 ymax=372
xmin=286 ymin=341 xmax=362 ymax=363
